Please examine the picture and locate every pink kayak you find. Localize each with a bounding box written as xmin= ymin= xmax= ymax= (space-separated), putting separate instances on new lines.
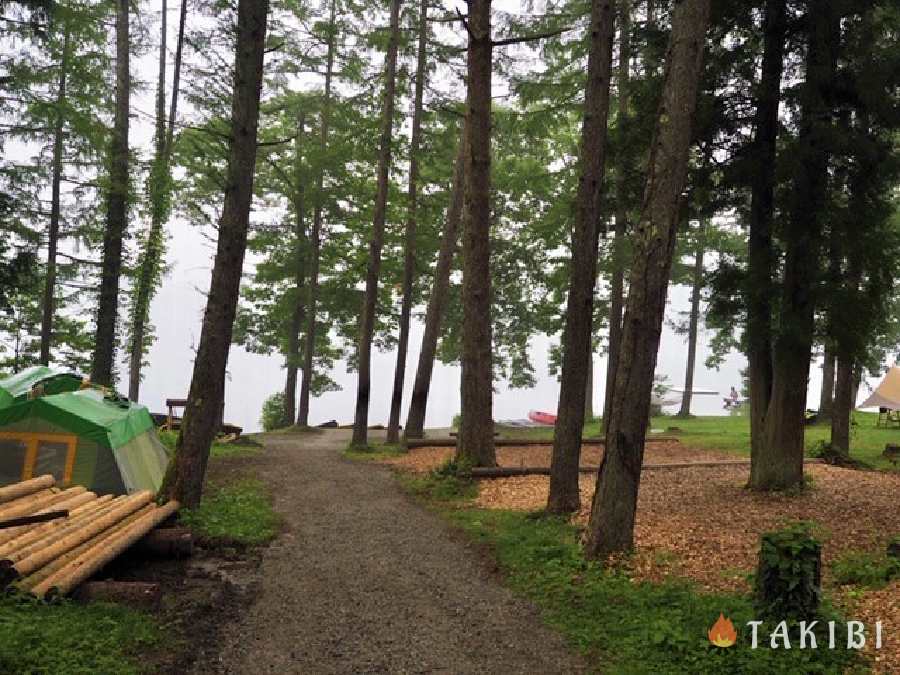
xmin=528 ymin=410 xmax=557 ymax=426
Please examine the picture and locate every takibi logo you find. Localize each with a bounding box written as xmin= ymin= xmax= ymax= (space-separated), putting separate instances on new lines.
xmin=708 ymin=613 xmax=737 ymax=648
xmin=707 ymin=613 xmax=885 ymax=650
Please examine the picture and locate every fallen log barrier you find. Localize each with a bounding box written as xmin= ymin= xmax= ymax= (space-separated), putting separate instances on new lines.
xmin=406 ymin=435 xmax=680 ymax=449
xmin=134 ymin=526 xmax=194 ymax=558
xmin=469 ymin=458 xmax=825 ymax=478
xmin=0 ymin=476 xmax=180 ymax=598
xmin=73 ymin=580 xmax=162 ymax=610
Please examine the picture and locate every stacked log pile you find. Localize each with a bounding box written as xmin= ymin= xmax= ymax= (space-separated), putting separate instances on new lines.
xmin=0 ymin=475 xmax=179 ymax=599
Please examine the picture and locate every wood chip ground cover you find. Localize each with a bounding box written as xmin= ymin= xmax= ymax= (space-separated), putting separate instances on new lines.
xmin=383 ymin=444 xmax=900 ymax=673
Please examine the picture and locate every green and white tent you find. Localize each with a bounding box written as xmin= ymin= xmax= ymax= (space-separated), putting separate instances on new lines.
xmin=0 ymin=388 xmax=170 ymax=495
xmin=0 ymin=365 xmax=83 ymax=409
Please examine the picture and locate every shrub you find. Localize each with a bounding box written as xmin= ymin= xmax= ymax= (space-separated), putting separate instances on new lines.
xmin=833 ymin=550 xmax=900 ymax=588
xmin=754 ymin=522 xmax=822 ymax=621
xmin=260 ymin=391 xmax=289 ymax=431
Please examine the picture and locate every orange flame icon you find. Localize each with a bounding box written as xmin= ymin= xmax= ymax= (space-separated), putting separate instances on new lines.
xmin=708 ymin=613 xmax=737 ymax=648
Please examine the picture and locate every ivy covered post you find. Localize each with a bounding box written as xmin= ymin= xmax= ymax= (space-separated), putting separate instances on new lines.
xmin=754 ymin=523 xmax=822 ymax=620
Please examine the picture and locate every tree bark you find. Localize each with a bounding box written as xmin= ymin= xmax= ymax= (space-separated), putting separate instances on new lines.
xmin=830 ymin=356 xmax=853 ymax=454
xmin=754 ymin=3 xmax=838 ymax=491
xmin=283 ymin=111 xmax=306 ymax=426
xmin=603 ymin=0 xmax=631 ymax=427
xmin=351 ymin=0 xmax=402 ymax=448
xmin=746 ymin=0 xmax=786 ymax=467
xmin=297 ymin=0 xmax=336 ymax=429
xmin=128 ymin=0 xmax=188 ymax=402
xmin=456 ymin=0 xmax=495 ymax=468
xmin=167 ymin=0 xmax=269 ymax=508
xmin=91 ymin=0 xmax=130 ymax=387
xmin=818 ymin=346 xmax=835 ymax=420
xmin=387 ymin=0 xmax=428 ymax=444
xmin=403 ymin=140 xmax=465 ymax=439
xmin=585 ymin=354 xmax=594 ymax=419
xmin=39 ymin=27 xmax=69 ymax=366
xmin=676 ymin=221 xmax=705 ymax=418
xmin=546 ymin=0 xmax=616 ymax=514
xmin=584 ymin=0 xmax=710 ymax=558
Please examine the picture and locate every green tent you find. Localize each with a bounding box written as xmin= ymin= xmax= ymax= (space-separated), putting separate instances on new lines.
xmin=0 ymin=389 xmax=170 ymax=495
xmin=0 ymin=366 xmax=84 ymax=409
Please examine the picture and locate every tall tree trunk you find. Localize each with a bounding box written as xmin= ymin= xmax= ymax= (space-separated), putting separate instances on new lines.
xmin=297 ymin=0 xmax=336 ymax=428
xmin=819 ymin=346 xmax=835 ymax=419
xmin=585 ymin=354 xmax=594 ymax=419
xmin=676 ymin=221 xmax=705 ymax=418
xmin=351 ymin=0 xmax=401 ymax=448
xmin=387 ymin=0 xmax=428 ymax=444
xmin=603 ymin=0 xmax=631 ymax=427
xmin=746 ymin=0 xmax=786 ymax=468
xmin=91 ymin=0 xmax=130 ymax=387
xmin=167 ymin=0 xmax=269 ymax=508
xmin=830 ymin=356 xmax=853 ymax=454
xmin=403 ymin=140 xmax=465 ymax=439
xmin=584 ymin=0 xmax=710 ymax=558
xmin=128 ymin=0 xmax=188 ymax=401
xmin=546 ymin=0 xmax=616 ymax=514
xmin=39 ymin=27 xmax=69 ymax=366
xmin=457 ymin=0 xmax=495 ymax=468
xmin=754 ymin=4 xmax=838 ymax=491
xmin=283 ymin=111 xmax=306 ymax=426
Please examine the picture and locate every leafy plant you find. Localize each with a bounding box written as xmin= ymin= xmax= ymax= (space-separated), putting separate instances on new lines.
xmin=260 ymin=391 xmax=289 ymax=432
xmin=754 ymin=522 xmax=822 ymax=621
xmin=832 ymin=550 xmax=900 ymax=588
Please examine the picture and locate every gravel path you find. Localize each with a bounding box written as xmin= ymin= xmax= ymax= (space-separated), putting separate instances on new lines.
xmin=203 ymin=430 xmax=587 ymax=674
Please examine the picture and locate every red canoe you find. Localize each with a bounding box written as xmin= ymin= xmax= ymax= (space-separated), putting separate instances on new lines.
xmin=528 ymin=410 xmax=557 ymax=426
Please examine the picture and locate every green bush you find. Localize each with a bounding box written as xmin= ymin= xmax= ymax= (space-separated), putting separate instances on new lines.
xmin=260 ymin=391 xmax=289 ymax=432
xmin=754 ymin=522 xmax=822 ymax=621
xmin=833 ymin=550 xmax=900 ymax=588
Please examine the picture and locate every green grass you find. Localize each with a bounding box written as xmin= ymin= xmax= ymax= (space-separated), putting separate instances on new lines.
xmin=0 ymin=595 xmax=159 ymax=674
xmin=443 ymin=509 xmax=864 ymax=674
xmin=158 ymin=430 xmax=262 ymax=460
xmin=343 ymin=442 xmax=407 ymax=461
xmin=494 ymin=413 xmax=898 ymax=471
xmin=179 ymin=478 xmax=280 ymax=546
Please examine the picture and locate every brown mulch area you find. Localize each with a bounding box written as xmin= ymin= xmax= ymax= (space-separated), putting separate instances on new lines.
xmin=383 ymin=441 xmax=734 ymax=473
xmin=471 ymin=461 xmax=900 ymax=674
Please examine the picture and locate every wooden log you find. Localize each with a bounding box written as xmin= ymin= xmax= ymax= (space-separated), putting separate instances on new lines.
xmin=16 ymin=504 xmax=155 ymax=593
xmin=0 ymin=489 xmax=58 ymax=521
xmin=0 ymin=475 xmax=55 ymax=504
xmin=469 ymin=458 xmax=826 ymax=478
xmin=1 ymin=497 xmax=123 ymax=562
xmin=406 ymin=435 xmax=680 ymax=449
xmin=72 ymin=581 xmax=162 ymax=610
xmin=133 ymin=527 xmax=193 ymax=558
xmin=3 ymin=491 xmax=154 ymax=584
xmin=0 ymin=495 xmax=113 ymax=553
xmin=0 ymin=510 xmax=68 ymax=530
xmin=38 ymin=500 xmax=179 ymax=599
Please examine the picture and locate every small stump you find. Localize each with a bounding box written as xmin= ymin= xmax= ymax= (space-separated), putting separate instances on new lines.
xmin=755 ymin=523 xmax=822 ymax=621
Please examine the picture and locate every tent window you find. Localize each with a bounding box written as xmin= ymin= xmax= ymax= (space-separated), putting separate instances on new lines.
xmin=0 ymin=433 xmax=78 ymax=486
xmin=34 ymin=441 xmax=70 ymax=483
xmin=0 ymin=439 xmax=28 ymax=485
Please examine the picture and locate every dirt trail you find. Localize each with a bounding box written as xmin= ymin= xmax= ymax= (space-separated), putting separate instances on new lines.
xmin=200 ymin=430 xmax=587 ymax=674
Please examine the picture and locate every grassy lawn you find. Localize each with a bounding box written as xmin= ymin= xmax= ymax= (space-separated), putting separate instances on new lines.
xmin=179 ymin=478 xmax=280 ymax=546
xmin=394 ymin=463 xmax=868 ymax=673
xmin=159 ymin=430 xmax=278 ymax=546
xmin=343 ymin=442 xmax=406 ymax=461
xmin=493 ymin=412 xmax=898 ymax=471
xmin=0 ymin=595 xmax=159 ymax=674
